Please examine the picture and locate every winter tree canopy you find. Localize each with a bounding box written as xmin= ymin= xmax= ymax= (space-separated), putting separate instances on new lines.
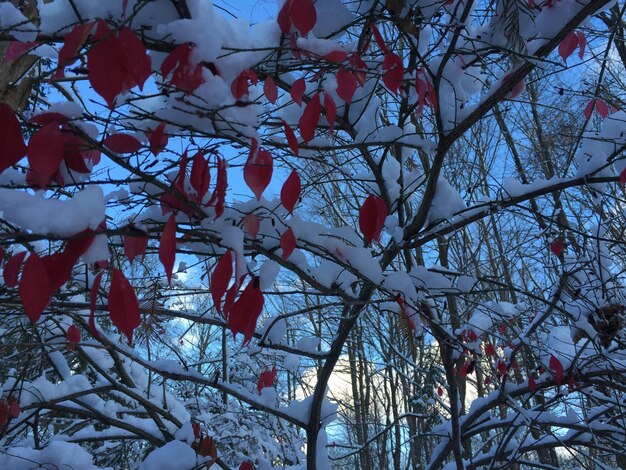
xmin=1 ymin=0 xmax=626 ymax=468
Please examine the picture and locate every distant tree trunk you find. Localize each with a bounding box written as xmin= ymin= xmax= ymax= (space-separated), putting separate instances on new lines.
xmin=0 ymin=0 xmax=38 ymax=110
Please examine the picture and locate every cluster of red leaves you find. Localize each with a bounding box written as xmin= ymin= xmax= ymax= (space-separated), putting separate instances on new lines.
xmin=583 ymin=98 xmax=609 ymax=120
xmin=278 ymin=0 xmax=317 ymax=36
xmin=558 ymin=30 xmax=586 ymax=63
xmin=211 ymin=252 xmax=265 ymax=345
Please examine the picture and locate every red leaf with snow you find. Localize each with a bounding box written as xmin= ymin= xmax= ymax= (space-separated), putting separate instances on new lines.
xmin=244 ymin=146 xmax=273 ymax=200
xmin=549 ymin=355 xmax=564 ymax=385
xmin=575 ymin=31 xmax=586 ymax=59
xmin=264 ymin=76 xmax=278 ymax=103
xmin=19 ymin=253 xmax=52 ymax=323
xmin=66 ymin=325 xmax=81 ymax=351
xmin=108 ymin=268 xmax=140 ymax=345
xmin=190 ymin=152 xmax=210 ymax=201
xmin=528 ymin=376 xmax=537 ymax=392
xmin=228 ymin=276 xmax=264 ymax=345
xmin=282 ymin=119 xmax=299 ymax=156
xmin=359 ymin=195 xmax=387 ymax=245
xmin=281 ymin=170 xmax=301 ymax=215
xmin=87 ymin=21 xmax=151 ymax=108
xmin=382 ymin=53 xmax=404 ymax=96
xmin=485 ymin=343 xmax=496 ymax=356
xmin=89 ymin=271 xmax=103 ymax=340
xmin=0 ymin=104 xmax=26 ymax=175
xmin=159 ymin=215 xmax=177 ymax=285
xmin=27 ymin=122 xmax=65 ymax=188
xmin=54 ymin=22 xmax=94 ymax=79
xmin=277 ymin=0 xmax=293 ymax=34
xmin=299 ymin=92 xmax=321 ymax=143
xmin=124 ymin=233 xmax=148 ymax=264
xmin=550 ymin=237 xmax=564 ymax=256
xmin=211 ymin=251 xmax=233 ymax=316
xmin=558 ymin=31 xmax=578 ymax=63
xmin=290 ymin=78 xmax=306 ymax=106
xmin=103 ymin=133 xmax=142 ymax=154
xmin=161 ymin=43 xmax=205 ymax=93
xmin=280 ymin=227 xmax=297 ymax=259
xmin=323 ymin=92 xmax=337 ymax=135
xmin=257 ymin=366 xmax=277 ymax=394
xmin=371 ymin=24 xmax=389 ymax=54
xmin=3 ymin=41 xmax=38 ymax=63
xmin=290 ymin=0 xmax=317 ymax=36
xmin=4 ymin=251 xmax=27 ymax=287
xmin=243 ymin=214 xmax=260 ymax=239
xmin=336 ymin=67 xmax=357 ymax=104
xmin=147 ymin=122 xmax=168 ymax=156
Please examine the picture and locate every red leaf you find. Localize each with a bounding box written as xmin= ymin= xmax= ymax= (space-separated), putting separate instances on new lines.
xmin=228 ymin=276 xmax=264 ymax=345
xmin=281 ymin=170 xmax=301 ymax=214
xmin=382 ymin=52 xmax=404 ymax=96
xmin=231 ymin=73 xmax=250 ymax=99
xmin=190 ymin=151 xmax=210 ymax=201
xmin=550 ymin=237 xmax=564 ymax=256
xmin=336 ymin=67 xmax=358 ymax=104
xmin=243 ymin=214 xmax=260 ymax=239
xmin=257 ymin=366 xmax=277 ymax=394
xmin=89 ymin=271 xmax=103 ymax=340
xmin=290 ymin=0 xmax=317 ymax=36
xmin=497 ymin=360 xmax=508 ymax=377
xmin=371 ymin=24 xmax=389 ymax=54
xmin=620 ymin=167 xmax=626 ymax=185
xmin=299 ymin=92 xmax=321 ymax=143
xmin=27 ymin=122 xmax=65 ymax=188
xmin=290 ymin=78 xmax=306 ymax=106
xmin=3 ymin=41 xmax=38 ymax=63
xmin=324 ymin=50 xmax=349 ymax=63
xmin=528 ymin=376 xmax=537 ymax=392
xmin=161 ymin=43 xmax=205 ymax=93
xmin=437 ymin=386 xmax=444 ymax=397
xmin=54 ymin=22 xmax=94 ymax=79
xmin=66 ymin=324 xmax=81 ymax=350
xmin=175 ymin=151 xmax=188 ymax=194
xmin=264 ymin=75 xmax=278 ymax=103
xmin=108 ymin=268 xmax=140 ymax=345
xmin=4 ymin=251 xmax=27 ymax=287
xmin=549 ymin=354 xmax=564 ymax=385
xmin=567 ymin=376 xmax=578 ymax=391
xmin=19 ymin=253 xmax=52 ymax=323
xmin=213 ymin=157 xmax=227 ymax=218
xmin=583 ymin=99 xmax=595 ymax=120
xmin=575 ymin=31 xmax=586 ymax=59
xmin=7 ymin=398 xmax=19 ymax=419
xmin=0 ymin=104 xmax=26 ymax=175
xmin=596 ymin=99 xmax=609 ymax=119
xmin=87 ymin=21 xmax=151 ymax=108
xmin=280 ymin=227 xmax=296 ymax=259
xmin=323 ymin=92 xmax=337 ymax=135
xmin=211 ymin=251 xmax=233 ymax=316
xmin=124 ymin=233 xmax=148 ymax=264
xmin=485 ymin=342 xmax=496 ymax=356
xmin=239 ymin=461 xmax=254 ymax=470
xmin=244 ymin=145 xmax=273 ymax=200
xmin=558 ymin=31 xmax=579 ymax=63
xmin=282 ymin=119 xmax=299 ymax=156
xmin=359 ymin=195 xmax=388 ymax=245
xmin=103 ymin=133 xmax=142 ymax=154
xmin=159 ymin=215 xmax=177 ymax=285
xmin=277 ymin=0 xmax=293 ymax=34
xmin=147 ymin=122 xmax=168 ymax=156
